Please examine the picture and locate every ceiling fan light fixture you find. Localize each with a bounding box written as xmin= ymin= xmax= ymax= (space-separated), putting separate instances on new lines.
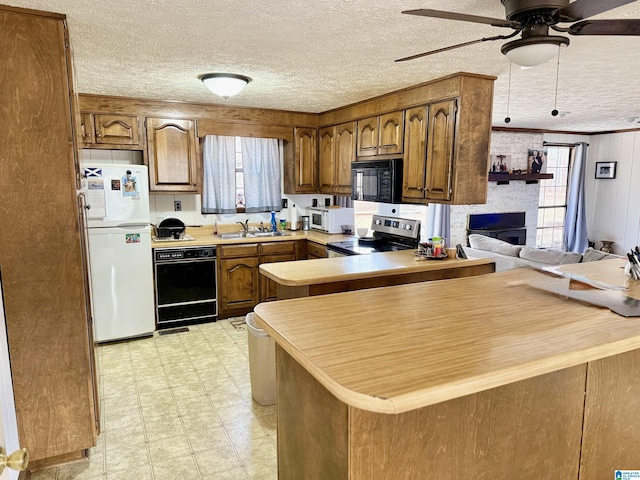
xmin=501 ymin=35 xmax=569 ymax=67
xmin=199 ymin=73 xmax=252 ymax=99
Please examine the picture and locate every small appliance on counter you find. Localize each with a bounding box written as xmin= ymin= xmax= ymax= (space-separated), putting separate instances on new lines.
xmin=309 ymin=207 xmax=354 ymax=234
xmin=326 ymin=215 xmax=420 ymax=256
xmin=301 ymin=216 xmax=310 ymax=231
xmin=154 ymin=217 xmax=185 ymax=238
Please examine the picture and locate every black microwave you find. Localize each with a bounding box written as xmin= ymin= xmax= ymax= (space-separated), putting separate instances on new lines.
xmin=351 ymin=158 xmax=403 ymax=204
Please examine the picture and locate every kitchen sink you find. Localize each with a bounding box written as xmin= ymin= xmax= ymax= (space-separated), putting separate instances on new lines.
xmin=215 ymin=231 xmax=291 ymax=239
xmin=215 ymin=232 xmax=252 ymax=239
xmin=250 ymin=231 xmax=291 ymax=237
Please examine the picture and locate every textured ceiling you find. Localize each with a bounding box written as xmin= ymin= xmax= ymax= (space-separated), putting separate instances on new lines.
xmin=7 ymin=0 xmax=640 ymax=132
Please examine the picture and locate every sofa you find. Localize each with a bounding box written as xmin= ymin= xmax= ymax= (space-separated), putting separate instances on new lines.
xmin=463 ymin=234 xmax=621 ymax=272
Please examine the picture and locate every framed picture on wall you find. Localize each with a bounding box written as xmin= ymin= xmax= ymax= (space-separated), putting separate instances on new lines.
xmin=527 ymin=149 xmax=547 ymax=174
xmin=595 ymin=161 xmax=617 ymax=179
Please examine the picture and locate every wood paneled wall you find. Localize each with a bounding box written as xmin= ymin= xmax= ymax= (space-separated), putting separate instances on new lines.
xmin=585 ymin=131 xmax=640 ymax=253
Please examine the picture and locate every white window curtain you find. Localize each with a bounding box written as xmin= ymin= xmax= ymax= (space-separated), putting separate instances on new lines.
xmin=426 ymin=203 xmax=451 ymax=244
xmin=564 ymin=142 xmax=589 ymax=253
xmin=202 ymin=135 xmax=237 ymax=214
xmin=241 ymin=137 xmax=281 ymax=213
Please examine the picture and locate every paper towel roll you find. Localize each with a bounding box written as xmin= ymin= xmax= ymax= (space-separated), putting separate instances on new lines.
xmin=289 ymin=203 xmax=298 ymax=230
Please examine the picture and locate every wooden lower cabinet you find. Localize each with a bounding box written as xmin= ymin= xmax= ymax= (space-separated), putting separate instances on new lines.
xmin=307 ymin=241 xmax=328 ymax=259
xmin=277 ymin=347 xmax=586 ymax=479
xmin=218 ymin=240 xmax=298 ymax=318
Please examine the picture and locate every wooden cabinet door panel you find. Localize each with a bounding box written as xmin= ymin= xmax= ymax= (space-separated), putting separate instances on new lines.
xmin=318 ymin=126 xmax=335 ymax=193
xmin=294 ymin=127 xmax=317 ymax=192
xmin=425 ymin=100 xmax=457 ymax=202
xmin=80 ymin=112 xmax=95 ymax=144
xmin=334 ymin=122 xmax=355 ymax=194
xmin=147 ymin=117 xmax=198 ymax=193
xmin=94 ymin=114 xmax=139 ymax=145
xmin=402 ymin=106 xmax=428 ymax=201
xmin=260 ymin=253 xmax=296 ymax=302
xmin=356 ymin=116 xmax=378 ymax=157
xmin=307 ymin=241 xmax=328 ymax=259
xmin=219 ymin=257 xmax=259 ymax=310
xmin=378 ymin=111 xmax=404 ymax=155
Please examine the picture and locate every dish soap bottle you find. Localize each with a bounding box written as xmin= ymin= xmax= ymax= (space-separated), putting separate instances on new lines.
xmin=270 ymin=211 xmax=277 ymax=232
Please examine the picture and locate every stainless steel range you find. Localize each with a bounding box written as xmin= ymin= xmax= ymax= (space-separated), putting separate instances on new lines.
xmin=326 ymin=215 xmax=421 ymax=256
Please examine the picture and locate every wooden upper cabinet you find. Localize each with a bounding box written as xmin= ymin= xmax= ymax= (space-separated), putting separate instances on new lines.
xmin=356 ymin=116 xmax=379 ymax=157
xmin=378 ymin=111 xmax=404 ymax=155
xmin=318 ymin=126 xmax=335 ymax=193
xmin=356 ymin=111 xmax=403 ymax=157
xmin=318 ymin=121 xmax=355 ymax=195
xmin=425 ymin=99 xmax=457 ymax=202
xmin=80 ymin=112 xmax=143 ymax=149
xmin=402 ymin=106 xmax=428 ymax=201
xmin=146 ymin=117 xmax=198 ymax=193
xmin=284 ymin=127 xmax=317 ymax=194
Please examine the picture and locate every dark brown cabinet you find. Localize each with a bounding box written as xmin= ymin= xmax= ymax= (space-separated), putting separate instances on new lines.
xmin=284 ymin=127 xmax=317 ymax=194
xmin=218 ymin=244 xmax=260 ymax=317
xmin=356 ymin=111 xmax=404 ymax=157
xmin=217 ymin=241 xmax=298 ymax=318
xmin=307 ymin=241 xmax=328 ymax=259
xmin=319 ymin=122 xmax=355 ymax=195
xmin=402 ymin=99 xmax=465 ymax=204
xmin=80 ymin=113 xmax=143 ymax=148
xmin=146 ymin=117 xmax=199 ymax=193
xmin=0 ymin=5 xmax=97 ymax=465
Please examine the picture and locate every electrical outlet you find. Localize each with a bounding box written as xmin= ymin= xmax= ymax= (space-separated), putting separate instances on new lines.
xmin=174 ymin=200 xmax=182 ymax=211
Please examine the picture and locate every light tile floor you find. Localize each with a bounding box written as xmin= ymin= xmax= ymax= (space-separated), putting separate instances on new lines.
xmin=30 ymin=318 xmax=277 ymax=480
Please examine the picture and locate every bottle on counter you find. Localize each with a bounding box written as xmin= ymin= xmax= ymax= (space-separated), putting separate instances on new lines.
xmin=214 ymin=220 xmax=218 ymax=235
xmin=270 ymin=211 xmax=277 ymax=232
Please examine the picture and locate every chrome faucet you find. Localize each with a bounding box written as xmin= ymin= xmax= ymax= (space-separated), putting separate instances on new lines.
xmin=236 ymin=219 xmax=249 ymax=232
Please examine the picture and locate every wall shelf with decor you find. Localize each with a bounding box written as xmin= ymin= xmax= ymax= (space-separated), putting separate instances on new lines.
xmin=488 ymin=173 xmax=553 ymax=185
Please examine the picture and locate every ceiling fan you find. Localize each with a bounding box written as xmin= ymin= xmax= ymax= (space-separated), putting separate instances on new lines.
xmin=397 ymin=0 xmax=640 ymax=66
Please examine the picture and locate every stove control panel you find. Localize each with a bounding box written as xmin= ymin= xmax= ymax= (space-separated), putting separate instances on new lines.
xmin=371 ymin=215 xmax=420 ymax=240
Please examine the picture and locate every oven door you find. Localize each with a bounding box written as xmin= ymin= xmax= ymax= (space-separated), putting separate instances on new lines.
xmin=155 ymin=257 xmax=217 ymax=326
xmin=309 ymin=209 xmax=326 ymax=231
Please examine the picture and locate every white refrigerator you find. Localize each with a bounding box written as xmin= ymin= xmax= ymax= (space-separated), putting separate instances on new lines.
xmin=80 ymin=163 xmax=155 ymax=342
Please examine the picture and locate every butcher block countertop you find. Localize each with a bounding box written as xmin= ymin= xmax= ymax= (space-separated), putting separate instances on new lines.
xmin=254 ymin=259 xmax=640 ymax=414
xmin=259 ymin=251 xmax=494 ymax=286
xmin=151 ymin=225 xmax=349 ymax=248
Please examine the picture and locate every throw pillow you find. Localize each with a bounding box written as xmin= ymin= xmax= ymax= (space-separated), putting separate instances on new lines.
xmin=519 ymin=246 xmax=582 ymax=265
xmin=582 ymin=247 xmax=619 ymax=262
xmin=468 ymin=234 xmax=523 ymax=257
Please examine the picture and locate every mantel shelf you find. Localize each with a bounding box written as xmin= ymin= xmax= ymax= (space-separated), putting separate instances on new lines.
xmin=488 ymin=173 xmax=554 ymax=185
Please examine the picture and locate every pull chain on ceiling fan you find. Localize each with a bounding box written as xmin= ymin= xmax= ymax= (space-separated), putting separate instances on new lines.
xmin=396 ymin=0 xmax=640 ymax=67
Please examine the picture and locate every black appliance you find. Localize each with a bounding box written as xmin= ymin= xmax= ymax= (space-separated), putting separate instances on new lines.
xmin=155 ymin=217 xmax=186 ymax=239
xmin=154 ymin=246 xmax=217 ymax=328
xmin=468 ymin=212 xmax=526 ymax=245
xmin=351 ymin=158 xmax=403 ymax=204
xmin=326 ymin=215 xmax=420 ymax=256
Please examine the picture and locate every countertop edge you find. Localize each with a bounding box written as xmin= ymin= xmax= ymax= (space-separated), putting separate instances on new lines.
xmin=258 ymin=256 xmax=495 ymax=286
xmin=255 ymin=304 xmax=640 ymax=413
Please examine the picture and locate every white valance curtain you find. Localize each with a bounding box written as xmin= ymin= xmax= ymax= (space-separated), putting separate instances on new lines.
xmin=241 ymin=137 xmax=281 ymax=213
xmin=202 ymin=135 xmax=236 ymax=214
xmin=202 ymin=135 xmax=282 ymax=214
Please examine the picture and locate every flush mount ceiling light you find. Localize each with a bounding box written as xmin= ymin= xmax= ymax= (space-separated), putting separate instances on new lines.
xmin=501 ymin=34 xmax=569 ymax=67
xmin=199 ymin=73 xmax=252 ymax=99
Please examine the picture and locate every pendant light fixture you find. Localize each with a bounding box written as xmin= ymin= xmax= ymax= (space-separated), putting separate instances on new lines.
xmin=199 ymin=73 xmax=252 ymax=99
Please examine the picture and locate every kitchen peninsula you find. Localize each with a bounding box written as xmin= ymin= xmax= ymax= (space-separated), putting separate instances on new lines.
xmin=259 ymin=251 xmax=495 ymax=299
xmin=254 ymin=259 xmax=640 ymax=479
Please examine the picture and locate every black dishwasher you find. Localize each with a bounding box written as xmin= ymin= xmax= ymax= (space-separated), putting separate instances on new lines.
xmin=154 ymin=246 xmax=217 ymax=328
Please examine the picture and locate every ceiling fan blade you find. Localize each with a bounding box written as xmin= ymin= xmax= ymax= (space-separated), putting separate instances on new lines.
xmin=555 ymin=0 xmax=638 ymax=22
xmin=395 ymin=36 xmax=505 ymax=62
xmin=568 ymin=19 xmax=640 ymax=35
xmin=402 ymin=9 xmax=519 ymax=28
